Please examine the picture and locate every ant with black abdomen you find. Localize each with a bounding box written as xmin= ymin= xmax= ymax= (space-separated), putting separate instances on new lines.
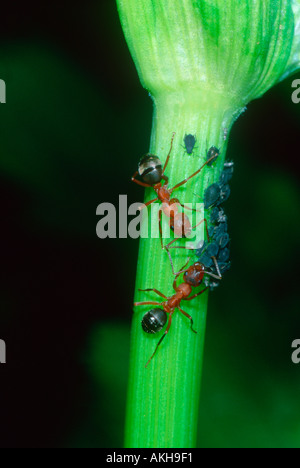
xmin=135 ymin=253 xmax=222 ymax=367
xmin=132 ymin=133 xmax=219 ymax=249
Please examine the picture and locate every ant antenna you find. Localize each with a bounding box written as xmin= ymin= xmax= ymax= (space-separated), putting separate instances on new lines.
xmin=203 ymin=257 xmax=222 ymax=281
xmin=212 ymin=256 xmax=222 ymax=278
xmin=204 ymin=270 xmax=222 ymax=281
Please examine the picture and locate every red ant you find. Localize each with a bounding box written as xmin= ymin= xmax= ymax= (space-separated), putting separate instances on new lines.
xmin=132 ymin=133 xmax=218 ymax=249
xmin=135 ymin=255 xmax=222 ymax=367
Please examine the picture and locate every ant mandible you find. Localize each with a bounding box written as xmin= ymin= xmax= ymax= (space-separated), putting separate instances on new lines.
xmin=135 ymin=256 xmax=221 ymax=367
xmin=132 ymin=133 xmax=218 ymax=248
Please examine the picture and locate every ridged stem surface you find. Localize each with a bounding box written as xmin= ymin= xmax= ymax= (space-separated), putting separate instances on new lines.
xmin=125 ymin=94 xmax=234 ymax=448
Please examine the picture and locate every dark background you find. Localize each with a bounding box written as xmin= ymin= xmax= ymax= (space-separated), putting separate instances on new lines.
xmin=0 ymin=1 xmax=299 ymax=448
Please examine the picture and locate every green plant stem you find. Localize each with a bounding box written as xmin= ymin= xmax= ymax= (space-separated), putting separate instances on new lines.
xmin=125 ymin=92 xmax=237 ymax=448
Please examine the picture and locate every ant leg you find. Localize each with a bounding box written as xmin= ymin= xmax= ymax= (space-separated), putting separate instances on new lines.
xmin=131 ymin=172 xmax=153 ymax=188
xmin=205 ymin=271 xmax=222 ymax=281
xmin=204 ymin=257 xmax=222 ymax=281
xmin=164 ymin=236 xmax=195 ymax=251
xmin=170 ymin=156 xmax=216 ymax=192
xmin=165 ymin=217 xmax=209 ymax=252
xmin=163 ymin=217 xmax=209 ymax=251
xmin=164 ymin=237 xmax=180 ymax=251
xmin=172 ymin=258 xmax=191 ymax=290
xmin=167 ymin=245 xmax=195 ymax=250
xmin=177 ymin=258 xmax=191 ymax=275
xmin=183 ymin=286 xmax=209 ymax=301
xmin=193 ymin=193 xmax=204 ymax=204
xmin=167 ymin=218 xmax=209 ymax=250
xmin=170 ymin=198 xmax=201 ymax=213
xmin=138 ymin=197 xmax=159 ymax=211
xmin=178 ymin=306 xmax=198 ymax=333
xmin=134 ymin=301 xmax=164 ymax=307
xmin=166 ymin=249 xmax=177 ymax=275
xmin=162 ymin=132 xmax=176 ymax=175
xmin=158 ymin=209 xmax=164 ymax=249
xmin=145 ymin=314 xmax=173 ymax=368
xmin=211 ymin=256 xmax=222 ymax=278
xmin=191 ymin=217 xmax=210 ymax=241
xmin=181 ymin=205 xmax=201 ymax=213
xmin=166 ymin=249 xmax=190 ymax=276
xmin=138 ymin=288 xmax=168 ymax=299
xmin=162 ymin=175 xmax=169 ymax=186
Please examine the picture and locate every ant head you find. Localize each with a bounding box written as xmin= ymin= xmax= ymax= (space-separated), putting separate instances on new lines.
xmin=138 ymin=154 xmax=163 ymax=185
xmin=183 ymin=262 xmax=205 ymax=287
xmin=141 ymin=308 xmax=167 ymax=334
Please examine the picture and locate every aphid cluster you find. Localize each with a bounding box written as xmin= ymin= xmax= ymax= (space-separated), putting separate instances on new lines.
xmin=197 ymin=161 xmax=234 ymax=289
xmin=203 ymin=161 xmax=233 ymax=210
xmin=131 ymin=133 xmax=234 ymax=366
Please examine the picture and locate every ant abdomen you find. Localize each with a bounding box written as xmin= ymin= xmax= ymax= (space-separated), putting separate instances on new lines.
xmin=171 ymin=213 xmax=192 ymax=238
xmin=141 ymin=308 xmax=167 ymax=334
xmin=138 ymin=154 xmax=163 ymax=185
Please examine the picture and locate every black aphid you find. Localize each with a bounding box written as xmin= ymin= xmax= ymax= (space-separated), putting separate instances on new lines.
xmin=218 ymin=184 xmax=231 ymax=205
xmin=206 ymin=146 xmax=220 ymax=167
xmin=218 ymin=247 xmax=230 ymax=263
xmin=219 ymin=161 xmax=234 ymax=185
xmin=210 ymin=207 xmax=228 ymax=225
xmin=204 ymin=183 xmax=221 ymax=209
xmin=183 ymin=134 xmax=197 ymax=155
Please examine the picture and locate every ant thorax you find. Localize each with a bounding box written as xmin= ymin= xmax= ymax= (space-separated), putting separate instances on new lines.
xmin=176 ymin=282 xmax=192 ymax=297
xmin=157 ymin=186 xmax=170 ymax=201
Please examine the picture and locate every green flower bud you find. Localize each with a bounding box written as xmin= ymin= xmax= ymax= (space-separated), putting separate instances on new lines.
xmin=280 ymin=0 xmax=300 ymax=81
xmin=117 ymin=0 xmax=297 ymax=109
